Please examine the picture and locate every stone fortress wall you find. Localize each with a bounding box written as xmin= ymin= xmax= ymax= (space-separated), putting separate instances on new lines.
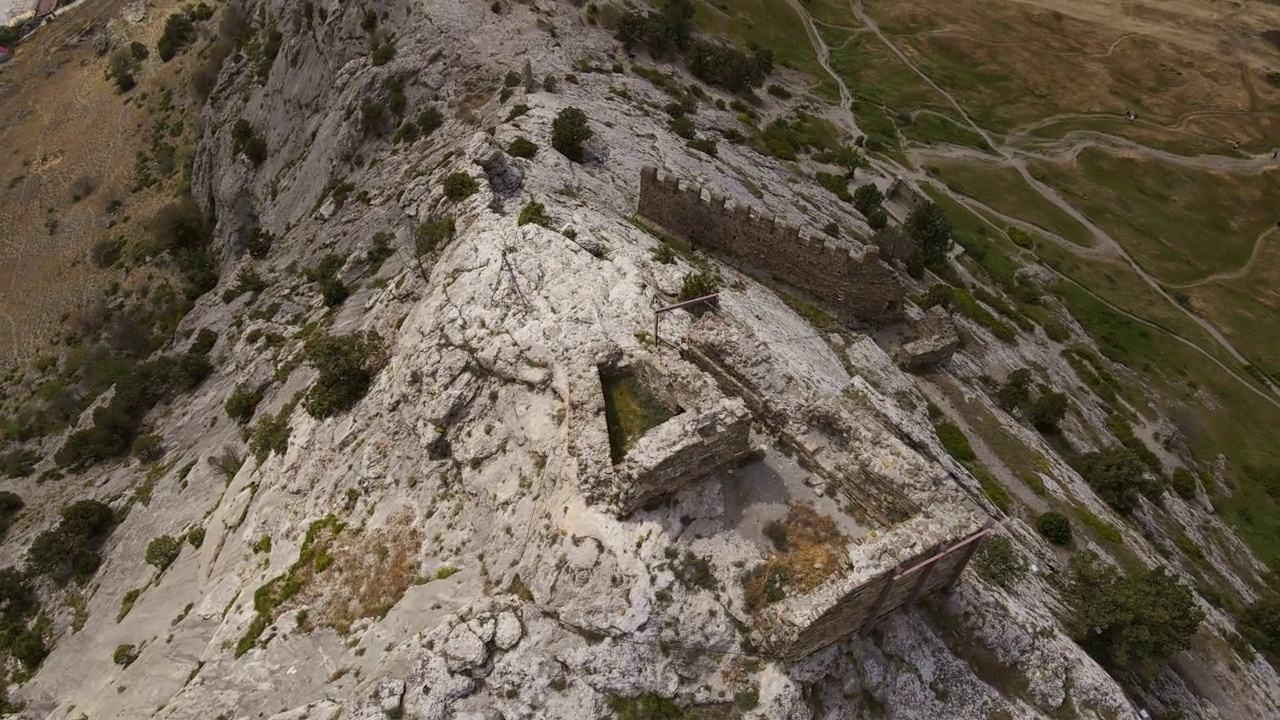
xmin=638 ymin=167 xmax=905 ymax=325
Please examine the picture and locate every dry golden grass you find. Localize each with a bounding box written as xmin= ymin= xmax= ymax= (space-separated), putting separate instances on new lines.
xmin=313 ymin=508 xmax=422 ymax=634
xmin=0 ymin=0 xmax=203 ymax=364
xmin=744 ymin=502 xmax=847 ymax=609
xmin=864 ymin=0 xmax=1279 ymax=137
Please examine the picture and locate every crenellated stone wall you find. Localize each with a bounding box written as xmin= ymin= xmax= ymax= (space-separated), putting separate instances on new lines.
xmin=638 ymin=168 xmax=905 ymax=324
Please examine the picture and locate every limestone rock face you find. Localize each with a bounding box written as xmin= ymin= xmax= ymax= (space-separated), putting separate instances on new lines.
xmin=7 ymin=0 xmax=1280 ymax=718
xmin=494 ymin=611 xmax=523 ymax=650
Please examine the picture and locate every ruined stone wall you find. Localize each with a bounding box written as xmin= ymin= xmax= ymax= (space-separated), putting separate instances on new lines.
xmin=755 ymin=518 xmax=987 ymax=661
xmin=897 ymin=306 xmax=960 ymax=371
xmin=777 ymin=542 xmax=972 ymax=660
xmin=681 ymin=343 xmax=917 ymax=526
xmin=616 ymin=401 xmax=752 ymax=514
xmin=638 ymin=168 xmax=905 ymax=324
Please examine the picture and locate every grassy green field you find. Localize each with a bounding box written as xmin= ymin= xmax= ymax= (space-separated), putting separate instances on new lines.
xmin=1185 ymin=230 xmax=1280 ymax=377
xmin=695 ymin=0 xmax=839 ymax=101
xmin=903 ymin=112 xmax=995 ymax=154
xmin=926 ymin=161 xmax=1094 ymax=246
xmin=1027 ymin=151 xmax=1280 ymax=286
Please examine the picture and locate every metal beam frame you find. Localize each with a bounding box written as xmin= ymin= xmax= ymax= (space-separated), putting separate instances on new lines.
xmin=859 ymin=567 xmax=899 ymax=638
xmin=943 ymin=518 xmax=998 ymax=593
xmin=653 ymin=293 xmax=720 ymax=347
xmin=905 ymin=541 xmax=948 ymax=609
xmin=859 ymin=519 xmax=999 ymax=637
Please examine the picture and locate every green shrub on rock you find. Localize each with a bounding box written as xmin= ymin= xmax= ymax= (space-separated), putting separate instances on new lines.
xmin=1035 ymin=511 xmax=1072 ymax=545
xmin=442 ymin=172 xmax=479 ymax=201
xmin=145 ymin=534 xmax=182 ymax=571
xmin=551 ymin=107 xmax=592 ymax=162
xmin=507 ymin=137 xmax=539 ymax=159
xmin=303 ymin=331 xmax=387 ymax=419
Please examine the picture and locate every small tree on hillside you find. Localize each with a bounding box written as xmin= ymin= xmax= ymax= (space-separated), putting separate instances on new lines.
xmin=303 ymin=331 xmax=387 ymax=419
xmin=1035 ymin=511 xmax=1072 ymax=545
xmin=905 ymin=201 xmax=953 ymax=267
xmin=1077 ymin=447 xmax=1152 ymax=515
xmin=852 ymin=183 xmax=884 ymax=217
xmin=1064 ymin=552 xmax=1203 ymax=674
xmin=552 ymin=107 xmax=592 ymax=162
xmin=1026 ymin=390 xmax=1068 ymax=433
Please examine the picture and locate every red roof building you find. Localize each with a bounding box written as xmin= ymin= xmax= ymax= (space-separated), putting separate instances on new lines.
xmin=35 ymin=0 xmax=56 ymax=17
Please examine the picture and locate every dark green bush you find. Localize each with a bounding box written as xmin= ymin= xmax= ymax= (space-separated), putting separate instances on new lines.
xmin=370 ymin=39 xmax=396 ymax=66
xmin=113 ymin=643 xmax=138 ymax=667
xmin=1026 ymin=391 xmax=1068 ymax=433
xmin=686 ymin=137 xmax=717 ymax=156
xmin=853 ymin=183 xmax=884 ymax=216
xmin=1169 ymin=467 xmax=1198 ymax=500
xmin=974 ymin=535 xmax=1026 ymax=589
xmin=517 ymin=201 xmax=552 ymax=228
xmin=1076 ymin=447 xmax=1152 ymax=515
xmin=55 ymin=350 xmax=212 ymax=470
xmin=303 ymin=331 xmax=387 ymax=419
xmin=157 ymin=12 xmax=196 ymax=61
xmin=415 ymin=217 xmax=456 ymax=257
xmin=1064 ymin=552 xmax=1203 ymax=673
xmin=26 ymin=499 xmax=117 ymax=585
xmin=365 ymin=232 xmax=395 ymax=273
xmin=507 ymin=137 xmax=539 ymax=159
xmin=1035 ymin=511 xmax=1072 ymax=545
xmin=145 ymin=534 xmax=181 ymax=571
xmin=677 ymin=271 xmax=720 ymax=302
xmin=417 ymin=106 xmax=444 ymax=136
xmin=191 ymin=328 xmax=218 ymax=356
xmin=668 ymin=115 xmax=696 ymax=139
xmin=815 ymin=172 xmax=851 ymax=202
xmin=1240 ymin=598 xmax=1280 ymax=662
xmin=244 ymin=226 xmax=273 ymax=259
xmin=442 ymin=172 xmax=479 ymax=201
xmin=132 ymin=433 xmax=164 ymax=463
xmin=231 ymin=119 xmax=267 ymax=166
xmin=906 ymin=201 xmax=953 ymax=267
xmin=0 ymin=450 xmax=37 ymax=480
xmin=305 ymin=253 xmax=349 ymax=308
xmin=11 ymin=630 xmax=47 ymax=670
xmin=0 ymin=491 xmax=23 ymax=538
xmin=551 ymin=107 xmax=592 ymax=162
xmin=250 ymin=406 xmax=293 ymax=464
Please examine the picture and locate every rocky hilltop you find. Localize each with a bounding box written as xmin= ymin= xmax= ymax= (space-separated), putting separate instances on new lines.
xmin=3 ymin=0 xmax=1279 ymax=719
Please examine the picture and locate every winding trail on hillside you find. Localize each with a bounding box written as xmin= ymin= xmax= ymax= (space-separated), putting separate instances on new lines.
xmin=917 ymin=133 xmax=1279 ymax=174
xmin=784 ymin=0 xmax=862 ymax=138
xmin=822 ymin=0 xmax=1277 ymax=398
xmin=900 ymin=29 xmax=1139 ymax=59
xmin=918 ymin=177 xmax=1280 ymax=410
xmin=1165 ymin=226 xmax=1278 ymax=289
